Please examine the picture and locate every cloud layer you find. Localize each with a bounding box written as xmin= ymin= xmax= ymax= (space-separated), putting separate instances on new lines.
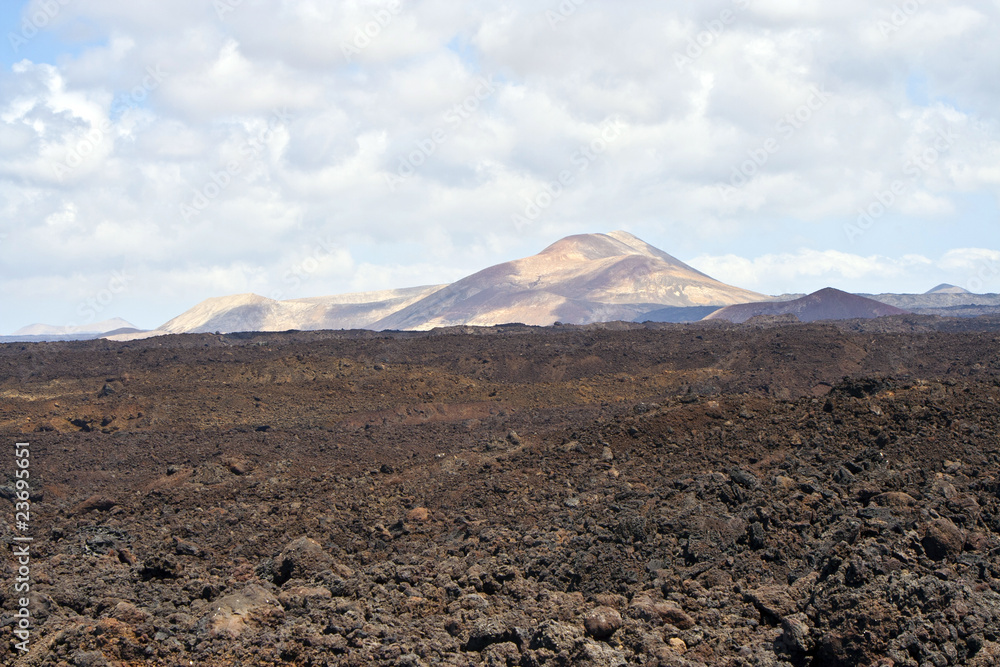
xmin=1 ymin=0 xmax=998 ymax=331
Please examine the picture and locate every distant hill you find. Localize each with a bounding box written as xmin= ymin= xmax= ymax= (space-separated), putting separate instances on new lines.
xmin=864 ymin=291 xmax=1000 ymax=310
xmin=634 ymin=306 xmax=723 ymax=323
xmin=14 ymin=318 xmax=136 ymax=336
xmin=926 ymin=284 xmax=971 ymax=295
xmin=156 ymin=286 xmax=447 ymax=335
xmin=705 ymin=288 xmax=909 ymax=324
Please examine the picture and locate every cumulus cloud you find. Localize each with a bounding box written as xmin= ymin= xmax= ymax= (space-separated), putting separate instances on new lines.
xmin=687 ymin=248 xmax=998 ymax=296
xmin=1 ymin=0 xmax=999 ymax=331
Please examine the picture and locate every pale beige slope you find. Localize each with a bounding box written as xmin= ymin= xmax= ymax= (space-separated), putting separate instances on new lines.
xmin=372 ymin=231 xmax=766 ymax=330
xmin=15 ymin=318 xmax=137 ymax=336
xmin=157 ymin=285 xmax=446 ymax=334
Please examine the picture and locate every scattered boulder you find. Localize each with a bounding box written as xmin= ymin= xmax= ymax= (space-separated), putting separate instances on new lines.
xmin=969 ymin=641 xmax=1000 ymax=666
xmin=482 ymin=641 xmax=520 ymax=667
xmin=273 ymin=536 xmax=352 ymax=585
xmin=224 ymin=457 xmax=253 ymax=475
xmin=277 ymin=585 xmax=332 ymax=609
xmin=779 ymin=613 xmax=813 ymax=655
xmin=745 ymin=585 xmax=796 ymax=620
xmin=74 ymin=495 xmax=117 ymax=514
xmin=407 ymin=507 xmax=431 ymax=523
xmin=729 ymin=467 xmax=759 ymax=489
xmin=922 ymin=518 xmax=965 ymax=561
xmin=465 ymin=617 xmax=520 ymax=652
xmin=871 ymin=491 xmax=917 ymax=507
xmin=529 ymin=620 xmax=584 ymax=653
xmin=201 ymin=584 xmax=282 ymax=639
xmin=584 ymin=606 xmax=623 ymax=640
xmin=657 ymin=604 xmax=695 ymax=631
xmin=173 ymin=537 xmax=203 ymax=557
xmin=576 ymin=640 xmax=628 ymax=666
xmin=110 ymin=601 xmax=150 ymax=625
xmin=139 ymin=555 xmax=181 ymax=581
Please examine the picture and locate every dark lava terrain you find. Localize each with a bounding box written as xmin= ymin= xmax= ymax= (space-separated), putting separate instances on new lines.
xmin=2 ymin=316 xmax=1000 ymax=666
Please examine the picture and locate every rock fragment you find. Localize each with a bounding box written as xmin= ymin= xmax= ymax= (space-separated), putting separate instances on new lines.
xmin=584 ymin=606 xmax=623 ymax=640
xmin=922 ymin=519 xmax=965 ymax=561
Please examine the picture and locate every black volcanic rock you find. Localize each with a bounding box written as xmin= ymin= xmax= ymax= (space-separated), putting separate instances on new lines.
xmin=705 ymin=287 xmax=909 ymax=323
xmin=6 ymin=323 xmax=1000 ymax=665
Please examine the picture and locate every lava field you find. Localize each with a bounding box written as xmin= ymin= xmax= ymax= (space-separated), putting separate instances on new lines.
xmin=2 ymin=316 xmax=1000 ymax=666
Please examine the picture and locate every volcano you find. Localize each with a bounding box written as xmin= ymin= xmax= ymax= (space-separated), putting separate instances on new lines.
xmin=704 ymin=287 xmax=910 ymax=323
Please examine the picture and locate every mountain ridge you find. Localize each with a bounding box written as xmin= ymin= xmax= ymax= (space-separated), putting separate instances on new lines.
xmin=129 ymin=231 xmax=770 ymax=335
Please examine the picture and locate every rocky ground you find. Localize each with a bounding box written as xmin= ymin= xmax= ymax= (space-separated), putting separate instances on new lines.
xmin=2 ymin=316 xmax=1000 ymax=666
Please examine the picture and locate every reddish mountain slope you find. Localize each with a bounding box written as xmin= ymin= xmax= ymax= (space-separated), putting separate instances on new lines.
xmin=705 ymin=287 xmax=909 ymax=323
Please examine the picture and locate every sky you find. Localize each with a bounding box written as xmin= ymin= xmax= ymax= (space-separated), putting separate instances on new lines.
xmin=0 ymin=0 xmax=998 ymax=333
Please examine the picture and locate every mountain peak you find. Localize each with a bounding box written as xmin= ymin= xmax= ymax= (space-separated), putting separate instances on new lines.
xmin=926 ymin=283 xmax=970 ymax=295
xmin=707 ymin=287 xmax=909 ymax=323
xmin=538 ymin=232 xmax=710 ymax=276
xmin=539 ymin=232 xmax=641 ymax=261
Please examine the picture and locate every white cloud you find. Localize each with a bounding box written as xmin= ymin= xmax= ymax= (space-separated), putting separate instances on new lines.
xmin=938 ymin=248 xmax=1000 ymax=272
xmin=686 ymin=249 xmax=1000 ymax=296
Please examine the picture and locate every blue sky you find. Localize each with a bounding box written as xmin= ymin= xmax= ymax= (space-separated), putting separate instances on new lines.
xmin=0 ymin=0 xmax=998 ymax=332
xmin=1 ymin=3 xmax=60 ymax=68
xmin=0 ymin=2 xmax=104 ymax=69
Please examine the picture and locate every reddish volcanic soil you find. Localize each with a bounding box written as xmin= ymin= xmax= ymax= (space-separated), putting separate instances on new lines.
xmin=707 ymin=288 xmax=910 ymax=323
xmin=2 ymin=316 xmax=1000 ymax=666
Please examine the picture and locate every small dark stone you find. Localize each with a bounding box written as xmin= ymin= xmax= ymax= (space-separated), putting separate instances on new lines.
xmin=730 ymin=467 xmax=760 ymax=489
xmin=139 ymin=556 xmax=181 ymax=581
xmin=465 ymin=617 xmax=519 ymax=651
xmin=174 ymin=537 xmax=202 ymax=557
xmin=748 ymin=522 xmax=767 ymax=550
